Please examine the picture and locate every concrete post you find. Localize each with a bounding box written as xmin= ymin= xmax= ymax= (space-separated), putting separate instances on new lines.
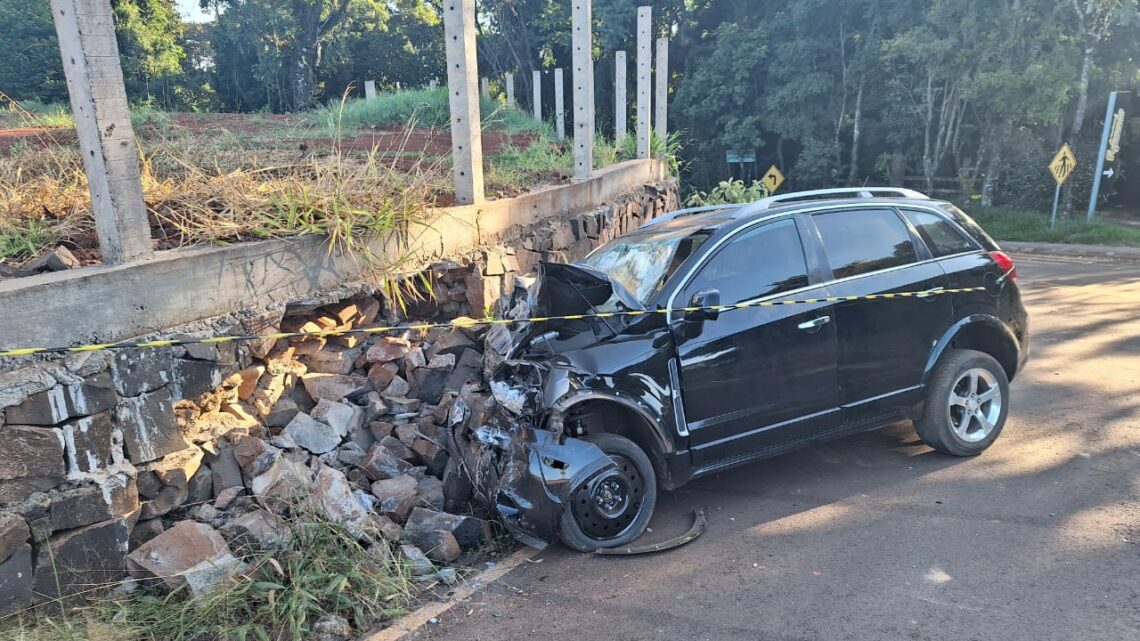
xmin=636 ymin=6 xmax=652 ymax=159
xmin=615 ymin=51 xmax=627 ymax=141
xmin=480 ymin=77 xmax=490 ymax=99
xmin=50 ymin=0 xmax=151 ymax=265
xmin=572 ymin=0 xmax=594 ymax=180
xmin=554 ymin=68 xmax=566 ymax=140
xmin=443 ymin=0 xmax=484 ymax=205
xmin=533 ymin=70 xmax=542 ymax=121
xmin=655 ymin=37 xmax=669 ymax=144
xmin=506 ymin=73 xmax=515 ymax=107
xmin=364 ymin=80 xmax=377 ymax=100
xmin=429 ymin=78 xmax=438 ymax=89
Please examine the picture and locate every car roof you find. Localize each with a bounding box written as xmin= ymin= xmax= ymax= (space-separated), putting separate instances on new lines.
xmin=641 ymin=187 xmax=946 ymax=232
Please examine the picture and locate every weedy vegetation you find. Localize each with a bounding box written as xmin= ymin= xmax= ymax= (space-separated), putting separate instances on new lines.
xmin=0 ymin=513 xmax=418 ymax=641
xmin=0 ymin=89 xmax=594 ymax=264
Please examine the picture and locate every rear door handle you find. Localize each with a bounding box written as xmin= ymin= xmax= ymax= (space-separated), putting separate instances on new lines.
xmin=797 ymin=316 xmax=831 ymax=331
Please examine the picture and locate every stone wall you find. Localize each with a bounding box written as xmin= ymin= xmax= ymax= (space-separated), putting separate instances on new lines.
xmin=0 ymin=180 xmax=678 ymax=614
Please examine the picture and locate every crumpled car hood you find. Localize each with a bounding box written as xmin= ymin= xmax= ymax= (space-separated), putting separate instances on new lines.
xmin=531 ymin=261 xmax=644 ymax=319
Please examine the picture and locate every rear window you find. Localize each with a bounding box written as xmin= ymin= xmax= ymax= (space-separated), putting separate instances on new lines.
xmin=938 ymin=204 xmax=1000 ymax=251
xmin=813 ymin=209 xmax=918 ymax=279
xmin=901 ymin=209 xmax=979 ymax=257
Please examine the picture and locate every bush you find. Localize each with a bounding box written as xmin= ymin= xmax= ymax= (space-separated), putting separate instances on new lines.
xmin=685 ymin=179 xmax=769 ymax=206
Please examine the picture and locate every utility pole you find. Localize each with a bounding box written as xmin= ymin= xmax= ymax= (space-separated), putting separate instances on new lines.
xmin=443 ymin=0 xmax=485 ymax=205
xmin=655 ymin=37 xmax=669 ymax=145
xmin=615 ymin=51 xmax=628 ymax=141
xmin=555 ymin=68 xmax=566 ymax=140
xmin=572 ymin=0 xmax=595 ymax=180
xmin=533 ymin=70 xmax=542 ymax=121
xmin=636 ymin=6 xmax=652 ymax=159
xmin=50 ymin=0 xmax=152 ymax=265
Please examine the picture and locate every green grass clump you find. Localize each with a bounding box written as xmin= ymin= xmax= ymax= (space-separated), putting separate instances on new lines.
xmin=0 ymin=514 xmax=415 ymax=641
xmin=967 ymin=206 xmax=1140 ymax=247
xmin=1 ymin=100 xmax=74 ymax=129
xmin=0 ymin=218 xmax=58 ymax=261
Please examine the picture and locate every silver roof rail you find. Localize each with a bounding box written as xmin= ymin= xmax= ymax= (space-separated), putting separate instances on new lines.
xmin=639 ymin=203 xmax=742 ymax=228
xmin=745 ymin=187 xmax=930 ymax=212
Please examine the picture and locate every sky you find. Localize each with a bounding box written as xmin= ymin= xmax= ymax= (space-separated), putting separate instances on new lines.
xmin=177 ymin=0 xmax=212 ymax=23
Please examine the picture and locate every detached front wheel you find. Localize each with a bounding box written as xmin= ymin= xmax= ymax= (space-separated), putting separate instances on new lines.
xmin=559 ymin=433 xmax=657 ymax=552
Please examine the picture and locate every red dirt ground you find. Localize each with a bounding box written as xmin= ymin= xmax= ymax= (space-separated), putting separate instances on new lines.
xmin=0 ymin=112 xmax=535 ymax=156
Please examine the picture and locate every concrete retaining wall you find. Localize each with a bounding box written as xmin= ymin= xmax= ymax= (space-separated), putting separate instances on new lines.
xmin=0 ymin=159 xmax=666 ymax=352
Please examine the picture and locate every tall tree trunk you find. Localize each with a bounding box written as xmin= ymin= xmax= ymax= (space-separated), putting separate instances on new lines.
xmin=290 ymin=3 xmax=322 ymax=111
xmin=1061 ymin=46 xmax=1094 ymax=218
xmin=846 ymin=77 xmax=865 ymax=186
xmin=923 ymin=71 xmax=935 ymax=194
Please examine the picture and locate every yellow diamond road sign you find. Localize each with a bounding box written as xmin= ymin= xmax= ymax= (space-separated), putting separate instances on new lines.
xmin=1049 ymin=144 xmax=1077 ymax=186
xmin=762 ymin=165 xmax=785 ymax=194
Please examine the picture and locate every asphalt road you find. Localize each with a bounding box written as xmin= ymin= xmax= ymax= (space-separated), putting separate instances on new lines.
xmin=413 ymin=255 xmax=1140 ymax=641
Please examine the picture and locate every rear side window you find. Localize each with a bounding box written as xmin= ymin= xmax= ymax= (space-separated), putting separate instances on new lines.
xmin=681 ymin=220 xmax=809 ymax=305
xmin=901 ymin=209 xmax=978 ymax=257
xmin=813 ymin=209 xmax=918 ymax=279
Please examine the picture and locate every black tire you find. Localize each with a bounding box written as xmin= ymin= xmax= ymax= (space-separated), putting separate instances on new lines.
xmin=558 ymin=433 xmax=657 ymax=552
xmin=915 ymin=349 xmax=1010 ymax=456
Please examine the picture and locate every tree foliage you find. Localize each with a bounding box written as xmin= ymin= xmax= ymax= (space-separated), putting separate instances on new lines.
xmin=1 ymin=0 xmax=1138 ymax=209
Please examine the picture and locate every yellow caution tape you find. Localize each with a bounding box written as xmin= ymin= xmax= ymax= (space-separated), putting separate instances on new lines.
xmin=0 ymin=287 xmax=987 ymax=359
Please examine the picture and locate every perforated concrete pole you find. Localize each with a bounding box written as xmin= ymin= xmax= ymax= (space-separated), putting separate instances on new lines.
xmin=50 ymin=0 xmax=151 ymax=265
xmin=615 ymin=50 xmax=628 ymax=141
xmin=533 ymin=70 xmax=542 ymax=121
xmin=443 ymin=0 xmax=485 ymax=205
xmin=554 ymin=68 xmax=566 ymax=139
xmin=636 ymin=6 xmax=652 ymax=159
xmin=506 ymin=73 xmax=515 ymax=106
xmin=655 ymin=37 xmax=669 ymax=144
xmin=572 ymin=0 xmax=594 ymax=180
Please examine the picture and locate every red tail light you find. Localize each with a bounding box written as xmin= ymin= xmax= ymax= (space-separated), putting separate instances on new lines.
xmin=988 ymin=251 xmax=1017 ymax=281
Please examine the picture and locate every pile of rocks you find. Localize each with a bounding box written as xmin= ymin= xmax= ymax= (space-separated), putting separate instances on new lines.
xmin=121 ymin=294 xmax=502 ymax=594
xmin=0 ymin=278 xmax=511 ymax=612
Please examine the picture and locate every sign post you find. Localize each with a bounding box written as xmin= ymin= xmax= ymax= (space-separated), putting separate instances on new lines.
xmin=1049 ymin=143 xmax=1077 ymax=228
xmin=1087 ymin=91 xmax=1131 ymax=221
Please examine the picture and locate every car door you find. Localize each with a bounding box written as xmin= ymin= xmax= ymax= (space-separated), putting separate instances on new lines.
xmin=670 ymin=218 xmax=841 ymax=468
xmin=808 ymin=208 xmax=953 ymax=418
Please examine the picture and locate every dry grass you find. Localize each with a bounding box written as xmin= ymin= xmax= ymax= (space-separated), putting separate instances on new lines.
xmin=0 ymin=89 xmax=581 ymax=264
xmin=0 ymin=511 xmax=418 ymax=641
xmin=0 ymin=119 xmax=452 ymax=264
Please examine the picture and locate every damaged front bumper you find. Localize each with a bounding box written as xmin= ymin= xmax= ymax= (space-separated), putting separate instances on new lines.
xmin=445 ymin=398 xmax=615 ymax=548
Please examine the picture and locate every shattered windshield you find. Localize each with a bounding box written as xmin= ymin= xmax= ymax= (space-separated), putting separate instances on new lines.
xmin=584 ymin=228 xmax=711 ymax=303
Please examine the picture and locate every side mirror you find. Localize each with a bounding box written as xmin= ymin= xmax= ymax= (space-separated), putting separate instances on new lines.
xmin=681 ymin=289 xmax=720 ymax=338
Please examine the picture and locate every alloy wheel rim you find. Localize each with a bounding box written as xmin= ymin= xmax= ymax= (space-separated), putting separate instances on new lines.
xmin=947 ymin=367 xmax=1002 ymax=443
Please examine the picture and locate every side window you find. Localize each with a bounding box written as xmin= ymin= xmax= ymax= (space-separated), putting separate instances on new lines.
xmin=681 ymin=220 xmax=809 ymax=305
xmin=813 ymin=209 xmax=917 ymax=279
xmin=900 ymin=209 xmax=978 ymax=258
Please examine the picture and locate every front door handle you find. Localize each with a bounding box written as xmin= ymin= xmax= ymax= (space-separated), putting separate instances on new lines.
xmin=797 ymin=316 xmax=831 ymax=331
xmin=916 ymin=286 xmax=945 ymax=299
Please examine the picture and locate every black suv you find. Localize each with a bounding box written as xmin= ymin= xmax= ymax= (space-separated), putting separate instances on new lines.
xmin=451 ymin=188 xmax=1029 ymax=551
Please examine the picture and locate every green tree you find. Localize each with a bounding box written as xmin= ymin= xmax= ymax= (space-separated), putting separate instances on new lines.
xmin=0 ymin=0 xmax=68 ymax=103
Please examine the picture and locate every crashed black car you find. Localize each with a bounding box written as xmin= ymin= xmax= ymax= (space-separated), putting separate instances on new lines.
xmin=446 ymin=188 xmax=1029 ymax=551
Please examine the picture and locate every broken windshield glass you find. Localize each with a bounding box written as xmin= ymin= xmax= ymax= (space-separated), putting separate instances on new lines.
xmin=584 ymin=228 xmax=711 ymax=303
